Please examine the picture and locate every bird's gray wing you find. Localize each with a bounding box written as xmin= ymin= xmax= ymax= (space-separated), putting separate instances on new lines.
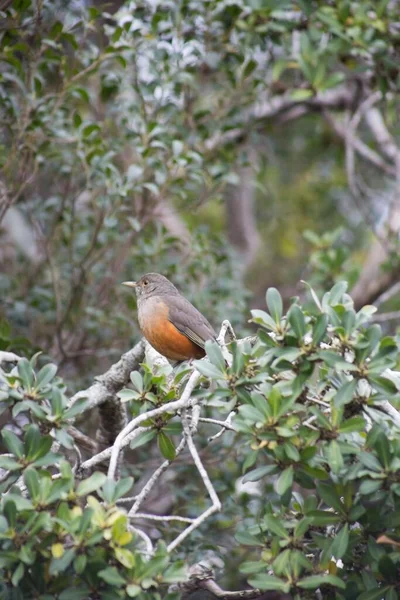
xmin=166 ymin=295 xmax=217 ymax=349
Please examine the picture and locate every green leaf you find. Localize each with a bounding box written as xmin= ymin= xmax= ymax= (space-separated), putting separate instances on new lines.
xmin=369 ymin=376 xmax=397 ymax=394
xmin=49 ymin=549 xmax=76 ymax=575
xmin=2 ymin=429 xmax=24 ymax=458
xmin=54 ymin=428 xmax=74 ymax=450
xmin=359 ymin=479 xmax=382 ymax=495
xmin=331 ymin=524 xmax=349 ymax=559
xmin=98 ymin=567 xmax=126 ymax=586
xmin=235 ymin=530 xmax=263 ymax=546
xmin=24 ymin=468 xmax=40 ymax=501
xmin=24 ymin=425 xmax=41 ymax=459
xmin=275 ymin=466 xmax=293 ymax=496
xmin=126 ymin=584 xmax=142 ymax=597
xmin=157 ymin=431 xmax=176 ymax=460
xmin=205 ymin=340 xmax=226 ymax=372
xmin=0 ymin=456 xmax=22 ymax=470
xmin=288 ymin=305 xmax=306 ymax=340
xmin=4 ymin=494 xmax=33 ymax=511
xmin=316 ymin=483 xmax=345 ymax=514
xmin=358 ymin=589 xmax=391 ymax=600
xmin=35 ymin=363 xmax=57 ymax=388
xmin=291 ymin=89 xmax=314 ymax=100
xmin=266 ymin=288 xmax=283 ymax=324
xmin=130 ymin=429 xmax=156 ymax=450
xmin=114 ymin=477 xmax=134 ymax=500
xmin=307 ymin=510 xmax=341 ymax=526
xmin=63 ymin=397 xmax=89 ymax=419
xmin=298 ymin=574 xmax=345 ymax=589
xmin=11 ymin=562 xmax=24 ymax=586
xmin=18 ymin=358 xmax=34 ymax=388
xmin=59 ymin=587 xmax=90 ymax=600
xmin=77 ymin=472 xmax=107 ymax=497
xmin=312 ymin=313 xmax=328 ymax=345
xmin=334 ymin=380 xmax=357 ymax=408
xmin=243 ymin=58 xmax=257 ymax=78
xmin=4 ymin=500 xmax=17 ymax=527
xmin=375 ymin=434 xmax=391 ymax=469
xmin=327 ymin=441 xmax=343 ymax=474
xmin=193 ymin=360 xmax=225 ymax=380
xmin=117 ymin=388 xmax=140 ymax=402
xmin=248 ymin=574 xmax=290 ymax=592
xmin=251 ymin=309 xmax=277 ymax=330
xmin=359 ymin=452 xmax=382 ymax=472
xmin=329 ymin=281 xmax=348 ymax=305
xmin=263 ymin=515 xmax=290 ymax=540
xmin=130 ymin=371 xmax=143 ymax=393
xmin=25 ymin=428 xmax=52 ymax=462
xmin=50 ymin=388 xmax=65 ymax=415
xmin=338 ymin=416 xmax=366 ymax=433
xmin=243 ymin=465 xmax=278 ymax=483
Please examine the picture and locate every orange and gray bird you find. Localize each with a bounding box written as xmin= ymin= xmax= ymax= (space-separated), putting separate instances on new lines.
xmin=122 ymin=273 xmax=217 ymax=361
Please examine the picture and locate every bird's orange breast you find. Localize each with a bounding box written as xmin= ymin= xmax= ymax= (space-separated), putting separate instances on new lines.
xmin=138 ymin=299 xmax=204 ymax=361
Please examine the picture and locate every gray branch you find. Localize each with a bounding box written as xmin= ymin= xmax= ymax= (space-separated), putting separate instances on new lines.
xmin=67 ymin=340 xmax=145 ymax=412
xmin=206 ymin=82 xmax=362 ymax=153
xmin=175 ymin=563 xmax=265 ymax=599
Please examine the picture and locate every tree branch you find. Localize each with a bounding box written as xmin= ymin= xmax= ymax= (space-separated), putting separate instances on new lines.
xmin=67 ymin=340 xmax=145 ymax=412
xmin=166 ymin=408 xmax=221 ymax=552
xmin=206 ymin=82 xmax=363 ymax=153
xmin=175 ymin=563 xmax=265 ymax=600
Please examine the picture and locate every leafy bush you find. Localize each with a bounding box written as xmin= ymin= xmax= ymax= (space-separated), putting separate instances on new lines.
xmin=0 ymin=281 xmax=399 ymax=599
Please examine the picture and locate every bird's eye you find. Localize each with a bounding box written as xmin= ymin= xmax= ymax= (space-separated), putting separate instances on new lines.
xmin=143 ymin=279 xmax=148 ymax=286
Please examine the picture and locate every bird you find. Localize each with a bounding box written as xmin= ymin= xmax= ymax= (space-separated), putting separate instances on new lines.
xmin=122 ymin=273 xmax=217 ymax=361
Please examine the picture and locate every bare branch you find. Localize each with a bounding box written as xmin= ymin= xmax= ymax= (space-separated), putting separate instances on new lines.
xmin=130 ymin=514 xmax=195 ymax=524
xmin=68 ymin=340 xmax=145 ymax=413
xmin=0 ymin=351 xmax=21 ymax=364
xmin=364 ymin=104 xmax=400 ymax=166
xmin=175 ymin=563 xmax=265 ymax=600
xmin=129 ymin=437 xmax=186 ymax=516
xmin=324 ymin=111 xmax=396 ymax=177
xmin=206 ymin=82 xmax=362 ymax=153
xmin=80 ymin=426 xmax=152 ymax=471
xmin=375 ymin=281 xmax=400 ymax=307
xmin=166 ymin=409 xmax=221 ymax=552
xmin=372 ymin=311 xmax=400 ymax=322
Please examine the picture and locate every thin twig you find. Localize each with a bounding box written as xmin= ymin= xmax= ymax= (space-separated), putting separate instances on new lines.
xmin=167 ymin=409 xmax=221 ymax=552
xmin=80 ymin=427 xmax=152 ymax=472
xmin=130 ymin=514 xmax=195 ymax=524
xmin=128 ymin=437 xmax=186 ymax=516
xmin=372 ymin=311 xmax=400 ymax=322
xmin=374 ymin=281 xmax=400 ymax=307
xmin=129 ymin=525 xmax=154 ymax=559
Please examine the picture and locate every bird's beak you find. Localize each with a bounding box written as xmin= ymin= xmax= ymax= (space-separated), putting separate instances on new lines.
xmin=122 ymin=281 xmax=137 ymax=288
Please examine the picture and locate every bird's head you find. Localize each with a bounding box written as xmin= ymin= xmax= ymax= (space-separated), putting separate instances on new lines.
xmin=122 ymin=273 xmax=179 ymax=301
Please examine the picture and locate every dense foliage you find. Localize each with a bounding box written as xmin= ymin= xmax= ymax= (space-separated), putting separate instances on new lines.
xmin=1 ymin=281 xmax=400 ymax=599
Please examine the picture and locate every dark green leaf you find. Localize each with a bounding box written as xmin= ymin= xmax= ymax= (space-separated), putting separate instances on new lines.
xmin=157 ymin=431 xmax=176 ymax=460
xmin=275 ymin=466 xmax=293 ymax=496
xmin=2 ymin=429 xmax=24 ymax=458
xmin=288 ymin=305 xmax=306 ymax=340
xmin=334 ymin=380 xmax=357 ymax=408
